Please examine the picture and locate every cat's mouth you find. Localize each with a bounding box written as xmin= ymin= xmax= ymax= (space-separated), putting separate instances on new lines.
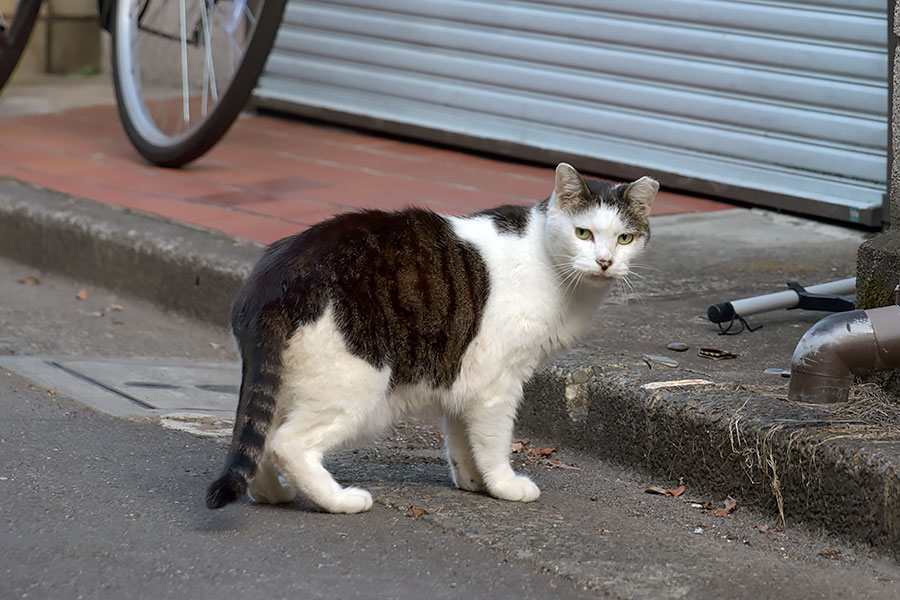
xmin=586 ymin=270 xmax=618 ymax=282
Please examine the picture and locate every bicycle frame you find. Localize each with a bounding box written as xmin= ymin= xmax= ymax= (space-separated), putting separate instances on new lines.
xmin=1 ymin=0 xmax=43 ymax=47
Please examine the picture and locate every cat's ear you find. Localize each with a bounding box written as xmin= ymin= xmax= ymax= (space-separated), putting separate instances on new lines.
xmin=553 ymin=163 xmax=590 ymax=212
xmin=623 ymin=176 xmax=659 ymax=219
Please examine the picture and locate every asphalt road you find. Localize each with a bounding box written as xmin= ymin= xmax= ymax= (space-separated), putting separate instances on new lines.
xmin=2 ymin=255 xmax=900 ymax=599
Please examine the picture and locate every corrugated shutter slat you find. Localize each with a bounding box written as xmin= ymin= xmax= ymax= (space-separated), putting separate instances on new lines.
xmin=254 ymin=0 xmax=888 ymax=225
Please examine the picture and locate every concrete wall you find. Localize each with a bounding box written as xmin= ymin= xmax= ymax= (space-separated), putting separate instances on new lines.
xmin=856 ymin=0 xmax=900 ymax=309
xmin=3 ymin=0 xmax=101 ymax=80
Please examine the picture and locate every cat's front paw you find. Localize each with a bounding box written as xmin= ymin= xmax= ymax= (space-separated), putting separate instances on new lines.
xmin=323 ymin=486 xmax=374 ymax=514
xmin=487 ymin=475 xmax=540 ymax=502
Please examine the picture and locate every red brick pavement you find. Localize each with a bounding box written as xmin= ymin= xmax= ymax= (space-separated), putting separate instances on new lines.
xmin=0 ymin=104 xmax=732 ymax=244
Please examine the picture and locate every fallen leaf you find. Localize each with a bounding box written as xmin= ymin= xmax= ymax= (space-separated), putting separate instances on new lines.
xmin=107 ymin=304 xmax=124 ymax=311
xmin=528 ymin=445 xmax=558 ymax=458
xmin=819 ymin=549 xmax=841 ymax=560
xmin=75 ymin=288 xmax=88 ymax=301
xmin=512 ymin=438 xmax=531 ymax=445
xmin=597 ymin=528 xmax=610 ymax=534
xmin=754 ymin=524 xmax=770 ymax=534
xmin=407 ymin=505 xmax=441 ymax=519
xmin=47 ymin=388 xmax=57 ymax=396
xmin=698 ymin=347 xmax=738 ymax=360
xmin=712 ymin=495 xmax=738 ymax=517
xmin=209 ymin=342 xmax=222 ymax=349
xmin=511 ymin=442 xmax=525 ymax=453
xmin=646 ymin=485 xmax=686 ymax=497
xmin=17 ymin=276 xmax=40 ymax=285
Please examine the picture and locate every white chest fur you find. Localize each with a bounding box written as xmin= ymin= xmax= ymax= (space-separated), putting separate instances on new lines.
xmin=445 ymin=210 xmax=609 ymax=405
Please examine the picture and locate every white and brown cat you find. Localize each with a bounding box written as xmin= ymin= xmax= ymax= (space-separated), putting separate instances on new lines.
xmin=207 ymin=163 xmax=658 ymax=513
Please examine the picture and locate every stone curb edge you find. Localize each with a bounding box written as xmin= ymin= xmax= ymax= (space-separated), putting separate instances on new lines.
xmin=0 ymin=178 xmax=261 ymax=326
xmin=523 ymin=353 xmax=900 ymax=556
xmin=1 ymin=178 xmax=896 ymax=556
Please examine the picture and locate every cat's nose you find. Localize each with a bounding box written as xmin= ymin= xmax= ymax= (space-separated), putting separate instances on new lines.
xmin=596 ymin=258 xmax=613 ymax=271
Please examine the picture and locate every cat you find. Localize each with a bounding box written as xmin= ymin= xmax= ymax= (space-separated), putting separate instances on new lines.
xmin=206 ymin=163 xmax=657 ymax=514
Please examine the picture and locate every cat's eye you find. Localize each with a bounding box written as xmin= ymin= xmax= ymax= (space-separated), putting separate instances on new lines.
xmin=575 ymin=227 xmax=592 ymax=240
xmin=618 ymin=233 xmax=635 ymax=245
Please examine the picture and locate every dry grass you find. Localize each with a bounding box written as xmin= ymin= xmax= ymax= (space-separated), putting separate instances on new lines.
xmin=727 ymin=382 xmax=900 ymax=527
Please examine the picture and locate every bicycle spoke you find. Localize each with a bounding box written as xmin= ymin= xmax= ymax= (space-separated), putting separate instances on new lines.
xmin=243 ymin=3 xmax=256 ymax=27
xmin=227 ymin=0 xmax=247 ymax=34
xmin=199 ymin=0 xmax=218 ymax=117
xmin=178 ymin=0 xmax=190 ymax=122
xmin=112 ymin=0 xmax=286 ymax=166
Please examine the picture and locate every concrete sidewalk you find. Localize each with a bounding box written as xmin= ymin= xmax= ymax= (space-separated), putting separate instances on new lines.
xmin=1 ymin=75 xmax=898 ymax=557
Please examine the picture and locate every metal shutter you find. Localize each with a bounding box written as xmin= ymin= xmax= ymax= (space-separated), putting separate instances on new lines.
xmin=253 ymin=0 xmax=887 ymax=226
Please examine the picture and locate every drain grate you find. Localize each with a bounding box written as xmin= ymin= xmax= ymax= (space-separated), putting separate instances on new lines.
xmin=0 ymin=355 xmax=239 ymax=419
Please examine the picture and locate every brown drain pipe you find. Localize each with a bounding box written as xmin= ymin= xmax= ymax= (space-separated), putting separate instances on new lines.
xmin=789 ymin=304 xmax=900 ymax=403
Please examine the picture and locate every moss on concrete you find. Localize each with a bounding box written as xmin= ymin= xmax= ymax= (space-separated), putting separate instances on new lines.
xmin=857 ymin=232 xmax=900 ymax=309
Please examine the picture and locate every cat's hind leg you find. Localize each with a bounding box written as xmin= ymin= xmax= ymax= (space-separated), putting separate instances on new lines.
xmin=270 ymin=310 xmax=392 ymax=514
xmin=271 ymin=422 xmax=375 ymax=514
xmin=464 ymin=392 xmax=540 ymax=502
xmin=443 ymin=414 xmax=485 ymax=493
xmin=271 ymin=308 xmax=392 ymax=513
xmin=247 ymin=448 xmax=296 ymax=505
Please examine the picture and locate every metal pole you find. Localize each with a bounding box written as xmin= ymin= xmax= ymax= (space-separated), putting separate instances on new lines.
xmin=707 ymin=278 xmax=855 ymax=323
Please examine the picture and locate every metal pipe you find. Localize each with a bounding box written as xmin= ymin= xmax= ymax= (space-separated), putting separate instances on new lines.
xmin=788 ymin=304 xmax=900 ymax=403
xmin=708 ymin=277 xmax=855 ymax=324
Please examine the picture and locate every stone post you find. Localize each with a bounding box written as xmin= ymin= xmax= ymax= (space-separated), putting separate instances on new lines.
xmin=856 ymin=0 xmax=900 ymax=309
xmin=45 ymin=0 xmax=101 ymax=74
xmin=1 ymin=0 xmax=101 ymax=81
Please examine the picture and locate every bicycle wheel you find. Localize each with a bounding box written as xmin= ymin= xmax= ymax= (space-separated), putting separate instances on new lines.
xmin=0 ymin=0 xmax=42 ymax=94
xmin=111 ymin=0 xmax=286 ymax=167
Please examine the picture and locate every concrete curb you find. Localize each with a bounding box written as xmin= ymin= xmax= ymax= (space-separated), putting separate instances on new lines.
xmin=522 ymin=350 xmax=900 ymax=556
xmin=1 ymin=179 xmax=898 ymax=556
xmin=0 ymin=178 xmax=260 ymax=326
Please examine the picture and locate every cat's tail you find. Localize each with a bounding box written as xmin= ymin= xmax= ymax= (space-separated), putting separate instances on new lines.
xmin=206 ymin=306 xmax=290 ymax=510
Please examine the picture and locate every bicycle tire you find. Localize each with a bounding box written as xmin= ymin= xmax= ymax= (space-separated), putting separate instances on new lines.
xmin=111 ymin=0 xmax=286 ymax=168
xmin=0 ymin=0 xmax=42 ymax=94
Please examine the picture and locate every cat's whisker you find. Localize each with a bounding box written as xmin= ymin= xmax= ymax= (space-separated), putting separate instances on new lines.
xmin=625 ymin=270 xmax=648 ymax=282
xmin=562 ymin=271 xmax=581 ymax=301
xmin=553 ymin=265 xmax=581 ymax=289
xmin=628 ymin=263 xmax=659 ymax=273
xmin=614 ymin=278 xmax=628 ymax=305
xmin=552 ymin=266 xmax=577 ymax=287
xmin=619 ymin=275 xmax=644 ymax=305
xmin=562 ymin=274 xmax=578 ymax=302
xmin=576 ymin=270 xmax=588 ymax=293
xmin=559 ymin=267 xmax=586 ymax=304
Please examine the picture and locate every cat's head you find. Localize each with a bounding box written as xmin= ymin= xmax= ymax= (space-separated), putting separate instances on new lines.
xmin=545 ymin=163 xmax=657 ymax=284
